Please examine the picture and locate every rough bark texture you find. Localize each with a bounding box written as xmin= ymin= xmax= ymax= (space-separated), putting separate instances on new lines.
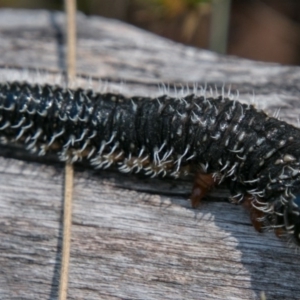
xmin=0 ymin=9 xmax=300 ymax=300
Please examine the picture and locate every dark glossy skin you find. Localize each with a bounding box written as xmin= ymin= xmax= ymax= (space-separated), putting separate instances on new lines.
xmin=1 ymin=81 xmax=300 ymax=245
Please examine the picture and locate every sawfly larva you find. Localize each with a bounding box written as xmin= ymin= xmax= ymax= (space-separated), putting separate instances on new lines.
xmin=1 ymin=81 xmax=300 ymax=245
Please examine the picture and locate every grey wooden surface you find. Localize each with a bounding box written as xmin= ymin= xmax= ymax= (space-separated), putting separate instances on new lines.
xmin=0 ymin=9 xmax=300 ymax=300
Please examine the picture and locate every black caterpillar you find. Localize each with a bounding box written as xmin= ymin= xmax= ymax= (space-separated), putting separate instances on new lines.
xmin=1 ymin=81 xmax=300 ymax=246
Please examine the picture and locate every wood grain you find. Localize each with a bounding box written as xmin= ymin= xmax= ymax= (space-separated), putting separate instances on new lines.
xmin=0 ymin=9 xmax=300 ymax=300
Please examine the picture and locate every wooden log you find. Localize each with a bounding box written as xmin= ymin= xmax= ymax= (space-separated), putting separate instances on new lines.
xmin=0 ymin=9 xmax=300 ymax=300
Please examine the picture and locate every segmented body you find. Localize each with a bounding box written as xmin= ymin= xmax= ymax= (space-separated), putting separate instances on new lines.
xmin=1 ymin=81 xmax=300 ymax=244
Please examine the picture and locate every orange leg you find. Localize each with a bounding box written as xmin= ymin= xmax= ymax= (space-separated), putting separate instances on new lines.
xmin=190 ymin=175 xmax=267 ymax=233
xmin=242 ymin=194 xmax=265 ymax=233
xmin=275 ymin=228 xmax=285 ymax=238
xmin=190 ymin=172 xmax=218 ymax=208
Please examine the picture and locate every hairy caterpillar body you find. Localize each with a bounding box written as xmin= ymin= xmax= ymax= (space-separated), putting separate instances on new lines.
xmin=1 ymin=81 xmax=300 ymax=246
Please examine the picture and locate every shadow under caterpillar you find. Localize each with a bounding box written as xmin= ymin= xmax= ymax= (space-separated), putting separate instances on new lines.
xmin=0 ymin=81 xmax=300 ymax=246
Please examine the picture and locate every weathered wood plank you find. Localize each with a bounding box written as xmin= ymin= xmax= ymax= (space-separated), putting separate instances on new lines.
xmin=0 ymin=9 xmax=300 ymax=300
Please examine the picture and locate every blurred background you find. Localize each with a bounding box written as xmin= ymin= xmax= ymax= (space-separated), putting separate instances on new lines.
xmin=1 ymin=0 xmax=300 ymax=65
